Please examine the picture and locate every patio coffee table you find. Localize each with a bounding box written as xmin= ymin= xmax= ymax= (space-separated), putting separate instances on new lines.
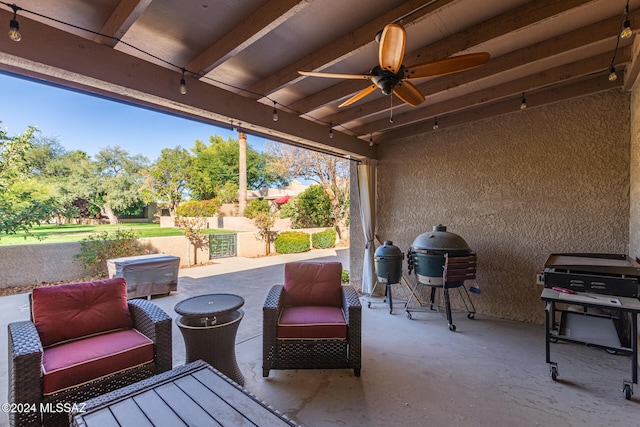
xmin=71 ymin=360 xmax=298 ymax=426
xmin=174 ymin=293 xmax=245 ymax=385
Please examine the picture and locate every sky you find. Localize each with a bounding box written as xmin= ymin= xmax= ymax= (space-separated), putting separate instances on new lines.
xmin=0 ymin=71 xmax=269 ymax=162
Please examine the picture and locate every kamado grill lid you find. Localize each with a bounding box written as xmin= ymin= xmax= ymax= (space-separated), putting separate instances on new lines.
xmin=411 ymin=224 xmax=470 ymax=252
xmin=375 ymin=240 xmax=404 ymax=260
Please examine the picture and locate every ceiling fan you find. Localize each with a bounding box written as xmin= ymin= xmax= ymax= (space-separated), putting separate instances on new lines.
xmin=299 ymin=23 xmax=490 ymax=108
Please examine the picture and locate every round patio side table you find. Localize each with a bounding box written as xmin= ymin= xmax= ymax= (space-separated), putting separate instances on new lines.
xmin=174 ymin=293 xmax=245 ymax=386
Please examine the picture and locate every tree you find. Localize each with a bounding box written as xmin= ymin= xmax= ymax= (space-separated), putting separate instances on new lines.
xmin=141 ymin=146 xmax=193 ymax=216
xmin=265 ymin=142 xmax=350 ymax=240
xmin=59 ymin=145 xmax=148 ymax=224
xmin=0 ymin=125 xmax=60 ymax=237
xmin=252 ymin=211 xmax=276 ymax=255
xmin=189 ymin=136 xmax=288 ymax=200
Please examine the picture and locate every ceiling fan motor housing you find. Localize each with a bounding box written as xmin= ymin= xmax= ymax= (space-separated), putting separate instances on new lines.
xmin=371 ymin=66 xmax=404 ymax=95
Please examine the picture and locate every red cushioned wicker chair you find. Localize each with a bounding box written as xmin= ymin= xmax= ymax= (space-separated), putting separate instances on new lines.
xmin=263 ymin=261 xmax=361 ymax=377
xmin=7 ymin=278 xmax=172 ymax=427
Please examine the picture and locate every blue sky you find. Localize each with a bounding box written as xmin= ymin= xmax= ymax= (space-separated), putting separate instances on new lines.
xmin=0 ymin=71 xmax=268 ymax=162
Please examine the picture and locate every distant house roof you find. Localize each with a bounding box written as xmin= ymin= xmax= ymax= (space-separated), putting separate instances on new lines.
xmin=247 ymin=179 xmax=309 ymax=200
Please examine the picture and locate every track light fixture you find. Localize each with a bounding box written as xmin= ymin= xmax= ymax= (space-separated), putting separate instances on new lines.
xmin=520 ymin=93 xmax=527 ymax=110
xmin=621 ymin=0 xmax=632 ymax=39
xmin=272 ymin=101 xmax=278 ymax=122
xmin=433 ymin=117 xmax=439 ymax=130
xmin=179 ymin=68 xmax=187 ymax=95
xmin=8 ymin=4 xmax=21 ymax=42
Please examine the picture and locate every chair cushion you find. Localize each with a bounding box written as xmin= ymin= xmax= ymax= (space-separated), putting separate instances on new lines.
xmin=283 ymin=262 xmax=343 ymax=307
xmin=32 ymin=278 xmax=133 ymax=347
xmin=277 ymin=306 xmax=347 ymax=339
xmin=42 ymin=329 xmax=154 ymax=395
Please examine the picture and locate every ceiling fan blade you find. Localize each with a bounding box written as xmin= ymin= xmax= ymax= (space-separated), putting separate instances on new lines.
xmin=393 ymin=81 xmax=425 ymax=107
xmin=404 ymin=52 xmax=491 ymax=80
xmin=379 ymin=23 xmax=406 ymax=74
xmin=339 ymin=84 xmax=378 ymax=108
xmin=299 ymin=70 xmax=372 ymax=80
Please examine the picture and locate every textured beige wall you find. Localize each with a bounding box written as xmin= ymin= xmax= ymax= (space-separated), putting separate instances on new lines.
xmin=629 ymin=80 xmax=640 ymax=258
xmin=354 ymin=89 xmax=630 ymax=323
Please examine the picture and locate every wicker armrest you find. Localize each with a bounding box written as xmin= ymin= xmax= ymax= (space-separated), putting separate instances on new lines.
xmin=342 ymin=285 xmax=361 ymax=325
xmin=8 ymin=320 xmax=43 ymax=427
xmin=128 ymin=299 xmax=172 ymax=373
xmin=263 ymin=285 xmax=284 ymax=326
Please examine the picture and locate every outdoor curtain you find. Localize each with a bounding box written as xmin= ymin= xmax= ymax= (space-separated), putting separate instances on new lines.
xmin=357 ymin=159 xmax=377 ymax=294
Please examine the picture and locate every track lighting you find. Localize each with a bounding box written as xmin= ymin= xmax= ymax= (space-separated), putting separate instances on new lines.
xmin=520 ymin=93 xmax=527 ymax=110
xmin=8 ymin=4 xmax=21 ymax=42
xmin=433 ymin=117 xmax=439 ymax=130
xmin=179 ymin=69 xmax=187 ymax=95
xmin=609 ymin=66 xmax=618 ymax=82
xmin=272 ymin=101 xmax=278 ymax=122
xmin=621 ymin=1 xmax=632 ymax=39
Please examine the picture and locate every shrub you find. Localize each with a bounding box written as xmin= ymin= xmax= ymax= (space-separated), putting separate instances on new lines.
xmin=216 ymin=182 xmax=239 ymax=204
xmin=244 ymin=198 xmax=270 ymax=219
xmin=176 ymin=198 xmax=221 ymax=217
xmin=274 ymin=231 xmax=310 ymax=254
xmin=75 ymin=229 xmax=151 ymax=276
xmin=311 ymin=228 xmax=337 ymax=249
xmin=295 ymin=185 xmax=332 ymax=228
xmin=341 ymin=269 xmax=350 ymax=283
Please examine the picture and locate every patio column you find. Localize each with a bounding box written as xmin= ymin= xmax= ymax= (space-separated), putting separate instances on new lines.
xmin=357 ymin=159 xmax=377 ymax=293
xmin=238 ymin=131 xmax=247 ymax=216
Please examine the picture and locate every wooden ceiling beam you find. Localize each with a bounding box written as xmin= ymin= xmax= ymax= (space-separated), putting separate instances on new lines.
xmin=376 ymin=73 xmax=622 ymax=143
xmin=290 ymin=0 xmax=597 ymax=114
xmin=353 ymin=47 xmax=631 ymax=136
xmin=187 ymin=0 xmax=309 ymax=76
xmin=247 ymin=0 xmax=455 ymax=98
xmin=94 ymin=0 xmax=152 ymax=48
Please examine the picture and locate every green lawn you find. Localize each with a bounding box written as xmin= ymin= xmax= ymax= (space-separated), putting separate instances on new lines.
xmin=0 ymin=223 xmax=235 ymax=245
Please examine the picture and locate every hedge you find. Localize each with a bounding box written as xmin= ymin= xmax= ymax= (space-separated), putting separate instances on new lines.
xmin=311 ymin=228 xmax=336 ymax=249
xmin=274 ymin=231 xmax=310 ymax=254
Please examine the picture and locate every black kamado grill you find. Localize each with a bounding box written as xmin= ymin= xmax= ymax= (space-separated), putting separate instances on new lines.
xmin=406 ymin=225 xmax=478 ymax=331
xmin=368 ymin=241 xmax=404 ymax=314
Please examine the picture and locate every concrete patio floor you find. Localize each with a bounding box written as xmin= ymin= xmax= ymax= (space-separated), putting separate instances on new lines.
xmin=2 ymin=247 xmax=640 ymax=426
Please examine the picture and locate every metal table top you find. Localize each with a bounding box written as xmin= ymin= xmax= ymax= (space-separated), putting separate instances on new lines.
xmin=174 ymin=293 xmax=244 ymax=318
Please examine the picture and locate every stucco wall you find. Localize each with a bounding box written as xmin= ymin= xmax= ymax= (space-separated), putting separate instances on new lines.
xmin=352 ymin=89 xmax=631 ymax=323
